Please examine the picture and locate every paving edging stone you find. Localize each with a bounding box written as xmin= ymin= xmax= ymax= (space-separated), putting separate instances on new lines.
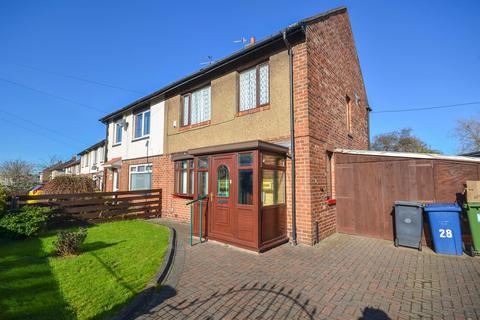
xmin=112 ymin=224 xmax=177 ymax=320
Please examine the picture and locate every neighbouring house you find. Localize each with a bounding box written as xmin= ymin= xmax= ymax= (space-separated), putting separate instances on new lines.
xmin=101 ymin=98 xmax=164 ymax=193
xmin=41 ymin=161 xmax=67 ymax=183
xmin=99 ymin=7 xmax=370 ymax=251
xmin=79 ymin=140 xmax=106 ymax=190
xmin=62 ymin=157 xmax=81 ymax=176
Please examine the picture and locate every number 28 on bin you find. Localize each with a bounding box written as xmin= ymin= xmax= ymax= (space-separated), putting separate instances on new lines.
xmin=439 ymin=229 xmax=453 ymax=238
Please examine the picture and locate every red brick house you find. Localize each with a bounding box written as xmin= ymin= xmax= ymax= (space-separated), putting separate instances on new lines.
xmin=100 ymin=7 xmax=370 ymax=251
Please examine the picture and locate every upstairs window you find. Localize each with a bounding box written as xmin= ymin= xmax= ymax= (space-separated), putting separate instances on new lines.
xmin=99 ymin=147 xmax=104 ymax=163
xmin=182 ymin=86 xmax=211 ymax=126
xmin=239 ymin=62 xmax=269 ymax=112
xmin=114 ymin=120 xmax=123 ymax=145
xmin=134 ymin=109 xmax=150 ymax=139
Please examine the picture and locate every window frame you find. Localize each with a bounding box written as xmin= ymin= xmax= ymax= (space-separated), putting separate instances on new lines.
xmin=181 ymin=85 xmax=211 ymax=127
xmin=238 ymin=62 xmax=270 ymax=112
xmin=237 ymin=152 xmax=254 ymax=206
xmin=260 ymin=152 xmax=286 ymax=207
xmin=129 ymin=163 xmax=153 ymax=191
xmin=133 ymin=109 xmax=151 ymax=140
xmin=197 ymin=156 xmax=209 ymax=197
xmin=114 ymin=120 xmax=123 ymax=145
xmin=174 ymin=159 xmax=195 ymax=197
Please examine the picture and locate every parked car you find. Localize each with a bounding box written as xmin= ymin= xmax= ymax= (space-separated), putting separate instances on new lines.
xmin=27 ymin=185 xmax=44 ymax=204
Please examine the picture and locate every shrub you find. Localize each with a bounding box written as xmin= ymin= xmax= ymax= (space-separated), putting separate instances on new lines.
xmin=43 ymin=176 xmax=96 ymax=194
xmin=0 ymin=185 xmax=7 ymax=214
xmin=0 ymin=206 xmax=52 ymax=239
xmin=53 ymin=228 xmax=88 ymax=256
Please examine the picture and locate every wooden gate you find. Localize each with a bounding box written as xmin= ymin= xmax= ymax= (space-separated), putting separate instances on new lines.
xmin=335 ymin=152 xmax=480 ymax=240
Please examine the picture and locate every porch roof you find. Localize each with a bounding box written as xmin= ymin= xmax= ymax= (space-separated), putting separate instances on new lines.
xmin=171 ymin=140 xmax=289 ymax=161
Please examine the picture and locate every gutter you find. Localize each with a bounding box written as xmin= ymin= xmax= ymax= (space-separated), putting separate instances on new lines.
xmin=283 ymin=29 xmax=298 ymax=246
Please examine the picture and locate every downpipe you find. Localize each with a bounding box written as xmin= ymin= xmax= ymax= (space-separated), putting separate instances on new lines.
xmin=283 ymin=30 xmax=297 ymax=246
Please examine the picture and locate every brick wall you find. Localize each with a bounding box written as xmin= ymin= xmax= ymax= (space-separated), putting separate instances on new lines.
xmin=108 ymin=156 xmax=190 ymax=222
xmin=290 ymin=8 xmax=370 ymax=245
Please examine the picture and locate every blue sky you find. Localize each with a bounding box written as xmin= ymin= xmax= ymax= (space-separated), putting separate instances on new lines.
xmin=1 ymin=0 xmax=479 ymax=163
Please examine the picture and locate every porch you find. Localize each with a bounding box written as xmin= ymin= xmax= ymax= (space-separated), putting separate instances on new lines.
xmin=172 ymin=140 xmax=289 ymax=252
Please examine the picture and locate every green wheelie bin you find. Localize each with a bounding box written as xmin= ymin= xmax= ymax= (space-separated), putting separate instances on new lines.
xmin=464 ymin=202 xmax=480 ymax=255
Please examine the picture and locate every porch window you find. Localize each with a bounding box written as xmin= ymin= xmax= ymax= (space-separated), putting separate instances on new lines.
xmin=129 ymin=164 xmax=152 ymax=190
xmin=181 ymin=86 xmax=211 ymax=126
xmin=261 ymin=153 xmax=286 ymax=206
xmin=217 ymin=165 xmax=229 ymax=197
xmin=239 ymin=62 xmax=269 ymax=111
xmin=174 ymin=159 xmax=194 ymax=196
xmin=238 ymin=153 xmax=253 ymax=205
xmin=197 ymin=156 xmax=209 ymax=196
xmin=134 ymin=109 xmax=151 ymax=139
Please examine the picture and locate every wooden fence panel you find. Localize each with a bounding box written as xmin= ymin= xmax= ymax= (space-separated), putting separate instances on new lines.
xmin=335 ymin=153 xmax=478 ymax=241
xmin=7 ymin=189 xmax=162 ymax=222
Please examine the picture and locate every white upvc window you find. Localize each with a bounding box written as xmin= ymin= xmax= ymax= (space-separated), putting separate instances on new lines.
xmin=92 ymin=149 xmax=97 ymax=165
xmin=114 ymin=120 xmax=123 ymax=145
xmin=239 ymin=62 xmax=269 ymax=112
xmin=99 ymin=147 xmax=104 ymax=163
xmin=129 ymin=164 xmax=153 ymax=190
xmin=133 ymin=110 xmax=151 ymax=139
xmin=181 ymin=86 xmax=211 ymax=126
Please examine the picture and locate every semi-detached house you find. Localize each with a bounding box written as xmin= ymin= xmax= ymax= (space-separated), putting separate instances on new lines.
xmin=78 ymin=140 xmax=106 ymax=190
xmin=99 ymin=7 xmax=370 ymax=251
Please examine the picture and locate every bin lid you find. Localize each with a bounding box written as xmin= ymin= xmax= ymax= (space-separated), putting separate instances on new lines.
xmin=463 ymin=202 xmax=480 ymax=209
xmin=424 ymin=203 xmax=461 ymax=212
xmin=394 ymin=201 xmax=423 ymax=207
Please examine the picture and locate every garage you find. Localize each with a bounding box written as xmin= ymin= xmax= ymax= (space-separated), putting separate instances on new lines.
xmin=334 ymin=150 xmax=480 ymax=242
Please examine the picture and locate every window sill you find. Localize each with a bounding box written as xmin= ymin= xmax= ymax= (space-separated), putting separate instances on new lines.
xmin=237 ymin=104 xmax=270 ymax=117
xmin=172 ymin=193 xmax=194 ymax=199
xmin=112 ymin=143 xmax=122 ymax=147
xmin=131 ymin=136 xmax=150 ymax=143
xmin=179 ymin=120 xmax=211 ymax=132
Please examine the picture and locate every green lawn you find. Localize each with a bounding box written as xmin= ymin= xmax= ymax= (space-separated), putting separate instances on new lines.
xmin=0 ymin=220 xmax=170 ymax=320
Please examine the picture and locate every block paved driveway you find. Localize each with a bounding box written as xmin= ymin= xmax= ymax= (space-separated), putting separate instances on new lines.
xmin=134 ymin=220 xmax=480 ymax=320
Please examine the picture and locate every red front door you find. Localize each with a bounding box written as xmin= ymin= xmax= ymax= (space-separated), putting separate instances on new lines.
xmin=209 ymin=155 xmax=235 ymax=241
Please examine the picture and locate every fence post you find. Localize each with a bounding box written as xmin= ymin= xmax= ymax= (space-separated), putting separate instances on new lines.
xmin=10 ymin=196 xmax=19 ymax=210
xmin=189 ymin=204 xmax=193 ymax=246
xmin=199 ymin=200 xmax=203 ymax=243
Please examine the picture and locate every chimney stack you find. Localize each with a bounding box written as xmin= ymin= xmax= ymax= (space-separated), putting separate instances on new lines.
xmin=249 ymin=36 xmax=256 ymax=45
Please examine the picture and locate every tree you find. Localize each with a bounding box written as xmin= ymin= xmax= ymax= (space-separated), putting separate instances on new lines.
xmin=454 ymin=117 xmax=480 ymax=154
xmin=0 ymin=159 xmax=38 ymax=194
xmin=371 ymin=128 xmax=439 ymax=154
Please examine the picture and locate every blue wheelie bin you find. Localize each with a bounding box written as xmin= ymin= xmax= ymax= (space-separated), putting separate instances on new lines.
xmin=424 ymin=204 xmax=463 ymax=255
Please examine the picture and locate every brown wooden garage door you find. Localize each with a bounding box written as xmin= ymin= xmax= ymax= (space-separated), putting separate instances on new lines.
xmin=335 ymin=153 xmax=480 ymax=240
